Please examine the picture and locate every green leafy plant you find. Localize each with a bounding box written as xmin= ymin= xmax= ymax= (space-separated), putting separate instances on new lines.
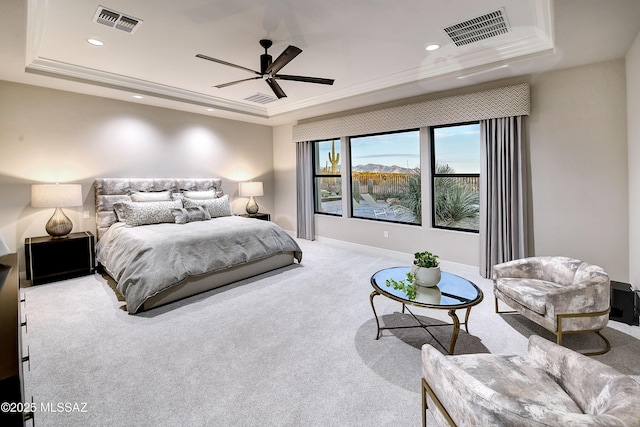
xmin=399 ymin=167 xmax=422 ymax=220
xmin=413 ymin=251 xmax=439 ymax=268
xmin=385 ymin=272 xmax=416 ymax=300
xmin=434 ymin=163 xmax=479 ymax=229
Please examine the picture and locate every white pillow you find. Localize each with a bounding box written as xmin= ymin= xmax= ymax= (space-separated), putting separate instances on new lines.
xmin=182 ymin=190 xmax=217 ymax=200
xmin=129 ymin=190 xmax=172 ymax=202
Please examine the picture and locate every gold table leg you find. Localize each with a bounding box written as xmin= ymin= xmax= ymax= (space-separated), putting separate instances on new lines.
xmin=369 ymin=290 xmax=381 ymax=340
xmin=447 ymin=310 xmax=460 ymax=354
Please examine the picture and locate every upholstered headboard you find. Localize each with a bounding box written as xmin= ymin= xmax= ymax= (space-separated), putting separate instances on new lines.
xmin=94 ymin=178 xmax=223 ymax=240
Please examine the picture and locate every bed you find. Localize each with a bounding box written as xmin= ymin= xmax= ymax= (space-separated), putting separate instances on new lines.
xmin=94 ymin=178 xmax=302 ymax=313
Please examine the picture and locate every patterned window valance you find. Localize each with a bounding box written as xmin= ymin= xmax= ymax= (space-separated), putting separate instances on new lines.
xmin=293 ymin=83 xmax=530 ymax=142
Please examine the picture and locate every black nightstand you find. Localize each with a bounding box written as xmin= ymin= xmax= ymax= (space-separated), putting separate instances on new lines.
xmin=25 ymin=231 xmax=95 ymax=285
xmin=239 ymin=213 xmax=271 ymax=221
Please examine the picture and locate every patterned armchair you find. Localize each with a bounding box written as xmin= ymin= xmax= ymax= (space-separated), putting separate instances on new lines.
xmin=421 ymin=335 xmax=640 ymax=427
xmin=493 ymin=256 xmax=611 ymax=355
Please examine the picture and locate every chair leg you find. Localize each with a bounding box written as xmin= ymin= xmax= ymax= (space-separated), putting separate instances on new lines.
xmin=557 ymin=323 xmax=563 ymax=346
xmin=556 ymin=329 xmax=611 ymax=356
xmin=494 ymin=297 xmax=517 ymax=315
xmin=585 ymin=330 xmax=611 ymax=356
xmin=422 ymin=377 xmax=457 ymax=427
xmin=422 ymin=378 xmax=427 ymax=427
xmin=556 ymin=310 xmax=612 ymax=356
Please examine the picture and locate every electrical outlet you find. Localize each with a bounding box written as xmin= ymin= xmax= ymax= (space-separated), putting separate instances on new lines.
xmin=383 ymin=231 xmax=389 ymax=238
xmin=83 ymin=211 xmax=91 ymax=219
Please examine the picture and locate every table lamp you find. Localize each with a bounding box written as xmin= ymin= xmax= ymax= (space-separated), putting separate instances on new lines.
xmin=239 ymin=181 xmax=263 ymax=215
xmin=31 ymin=183 xmax=83 ymax=238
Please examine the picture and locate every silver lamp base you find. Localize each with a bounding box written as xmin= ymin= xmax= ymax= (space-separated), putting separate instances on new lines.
xmin=245 ymin=196 xmax=259 ymax=215
xmin=45 ymin=207 xmax=73 ymax=238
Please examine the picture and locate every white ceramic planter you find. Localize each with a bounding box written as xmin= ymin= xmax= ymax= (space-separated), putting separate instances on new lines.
xmin=415 ymin=286 xmax=441 ymax=304
xmin=411 ymin=265 xmax=441 ymax=287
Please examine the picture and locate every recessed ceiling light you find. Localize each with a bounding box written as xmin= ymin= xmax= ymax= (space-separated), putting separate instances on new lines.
xmin=132 ymin=95 xmax=143 ymax=99
xmin=425 ymin=44 xmax=440 ymax=51
xmin=87 ymin=38 xmax=104 ymax=46
xmin=206 ymin=108 xmax=215 ymax=112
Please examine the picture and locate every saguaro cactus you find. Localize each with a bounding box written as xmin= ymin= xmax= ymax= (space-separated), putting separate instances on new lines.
xmin=328 ymin=140 xmax=340 ymax=174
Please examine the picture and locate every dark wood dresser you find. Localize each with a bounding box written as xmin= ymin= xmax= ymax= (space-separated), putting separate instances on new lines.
xmin=0 ymin=253 xmax=32 ymax=426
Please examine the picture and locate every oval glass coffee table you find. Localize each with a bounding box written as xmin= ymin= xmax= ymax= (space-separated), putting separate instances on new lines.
xmin=370 ymin=267 xmax=483 ymax=354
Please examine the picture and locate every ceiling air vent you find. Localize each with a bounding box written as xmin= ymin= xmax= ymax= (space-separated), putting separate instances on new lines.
xmin=443 ymin=9 xmax=509 ymax=47
xmin=93 ymin=6 xmax=142 ymax=33
xmin=244 ymin=93 xmax=278 ymax=104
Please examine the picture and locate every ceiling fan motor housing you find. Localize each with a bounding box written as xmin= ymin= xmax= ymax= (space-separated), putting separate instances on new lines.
xmin=260 ymin=54 xmax=272 ymax=75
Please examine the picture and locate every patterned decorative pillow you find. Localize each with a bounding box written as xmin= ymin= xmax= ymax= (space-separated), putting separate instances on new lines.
xmin=171 ymin=207 xmax=211 ymax=224
xmin=181 ymin=190 xmax=217 ymax=200
xmin=183 ymin=194 xmax=231 ymax=218
xmin=121 ymin=200 xmax=183 ymax=227
xmin=129 ymin=190 xmax=172 ymax=202
xmin=113 ymin=202 xmax=128 ymax=222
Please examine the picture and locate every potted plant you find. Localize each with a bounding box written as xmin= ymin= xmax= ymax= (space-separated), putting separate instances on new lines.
xmin=411 ymin=251 xmax=441 ymax=287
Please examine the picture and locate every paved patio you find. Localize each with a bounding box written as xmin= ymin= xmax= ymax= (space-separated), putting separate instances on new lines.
xmin=320 ymin=197 xmax=418 ymax=223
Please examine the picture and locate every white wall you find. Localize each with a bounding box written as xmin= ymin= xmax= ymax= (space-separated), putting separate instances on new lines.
xmin=0 ymin=81 xmax=274 ymax=269
xmin=529 ymin=60 xmax=629 ymax=281
xmin=272 ymin=124 xmax=297 ymax=232
xmin=274 ymin=60 xmax=630 ymax=280
xmin=627 ymin=32 xmax=640 ymax=290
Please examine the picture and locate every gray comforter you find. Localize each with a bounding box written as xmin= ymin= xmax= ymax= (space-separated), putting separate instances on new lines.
xmin=96 ymin=216 xmax=302 ymax=313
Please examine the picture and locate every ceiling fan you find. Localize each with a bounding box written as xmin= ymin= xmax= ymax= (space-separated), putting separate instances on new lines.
xmin=196 ymin=39 xmax=334 ymax=99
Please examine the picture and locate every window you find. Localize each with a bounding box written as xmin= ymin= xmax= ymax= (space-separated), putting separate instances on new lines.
xmin=313 ymin=139 xmax=342 ymax=215
xmin=430 ymin=123 xmax=480 ymax=232
xmin=349 ymin=130 xmax=421 ymax=225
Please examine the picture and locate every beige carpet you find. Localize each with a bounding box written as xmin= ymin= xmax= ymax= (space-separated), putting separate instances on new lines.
xmin=21 ymin=238 xmax=640 ymax=426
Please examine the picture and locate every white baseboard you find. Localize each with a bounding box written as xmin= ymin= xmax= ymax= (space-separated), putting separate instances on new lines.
xmin=308 ymin=235 xmax=480 ymax=275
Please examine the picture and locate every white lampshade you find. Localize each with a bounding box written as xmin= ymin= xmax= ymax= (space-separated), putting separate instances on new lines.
xmin=239 ymin=181 xmax=264 ymax=197
xmin=31 ymin=184 xmax=83 ymax=208
xmin=31 ymin=183 xmax=83 ymax=238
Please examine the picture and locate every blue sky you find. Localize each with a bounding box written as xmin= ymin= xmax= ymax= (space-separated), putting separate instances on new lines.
xmin=350 ymin=131 xmax=420 ymax=169
xmin=433 ymin=123 xmax=480 ymax=173
xmin=316 ymin=124 xmax=479 ymax=173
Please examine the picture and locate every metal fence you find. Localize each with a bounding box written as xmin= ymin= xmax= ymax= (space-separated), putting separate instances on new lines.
xmin=352 ymin=172 xmax=411 ymax=199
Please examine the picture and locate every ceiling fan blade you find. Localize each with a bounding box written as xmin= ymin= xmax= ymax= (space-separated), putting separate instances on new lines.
xmin=266 ymin=77 xmax=287 ymax=98
xmin=215 ymin=76 xmax=262 ymax=88
xmin=274 ymin=74 xmax=335 ymax=85
xmin=265 ymin=45 xmax=302 ymax=75
xmin=196 ymin=54 xmax=261 ymax=76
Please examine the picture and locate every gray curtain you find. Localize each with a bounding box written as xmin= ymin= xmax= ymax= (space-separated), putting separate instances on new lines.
xmin=479 ymin=116 xmax=529 ymax=278
xmin=296 ymin=141 xmax=315 ymax=240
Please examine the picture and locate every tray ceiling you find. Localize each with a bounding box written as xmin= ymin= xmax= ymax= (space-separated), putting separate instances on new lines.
xmin=1 ymin=0 xmax=639 ymax=124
